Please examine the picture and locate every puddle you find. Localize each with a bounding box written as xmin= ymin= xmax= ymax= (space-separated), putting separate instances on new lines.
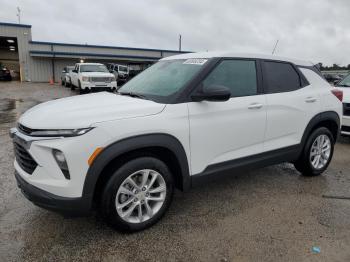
xmin=0 ymin=98 xmax=40 ymax=124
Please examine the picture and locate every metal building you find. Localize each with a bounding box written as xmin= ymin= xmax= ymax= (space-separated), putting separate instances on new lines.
xmin=0 ymin=22 xmax=189 ymax=82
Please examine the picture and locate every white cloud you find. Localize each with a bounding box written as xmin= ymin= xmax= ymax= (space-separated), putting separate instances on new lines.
xmin=1 ymin=0 xmax=349 ymax=65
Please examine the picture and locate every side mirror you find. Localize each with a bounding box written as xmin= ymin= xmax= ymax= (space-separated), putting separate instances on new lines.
xmin=191 ymin=84 xmax=231 ymax=102
xmin=109 ymin=70 xmax=114 ymax=73
xmin=73 ymin=69 xmax=77 ymax=73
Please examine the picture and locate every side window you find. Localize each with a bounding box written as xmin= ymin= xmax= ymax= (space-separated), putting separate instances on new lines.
xmin=264 ymin=61 xmax=301 ymax=93
xmin=202 ymin=60 xmax=257 ymax=97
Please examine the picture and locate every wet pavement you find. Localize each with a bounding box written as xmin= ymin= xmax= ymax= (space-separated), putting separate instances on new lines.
xmin=0 ymin=81 xmax=350 ymax=262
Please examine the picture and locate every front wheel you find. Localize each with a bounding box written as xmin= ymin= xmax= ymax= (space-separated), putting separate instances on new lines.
xmin=294 ymin=127 xmax=334 ymax=176
xmin=100 ymin=157 xmax=174 ymax=232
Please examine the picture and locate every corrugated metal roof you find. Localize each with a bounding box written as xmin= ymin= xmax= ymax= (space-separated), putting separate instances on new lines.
xmin=29 ymin=50 xmax=161 ymax=60
xmin=29 ymin=41 xmax=191 ymax=54
xmin=0 ymin=22 xmax=32 ymax=28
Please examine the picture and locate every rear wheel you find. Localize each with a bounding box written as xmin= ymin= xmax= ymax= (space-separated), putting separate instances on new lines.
xmin=294 ymin=127 xmax=334 ymax=176
xmin=100 ymin=157 xmax=174 ymax=232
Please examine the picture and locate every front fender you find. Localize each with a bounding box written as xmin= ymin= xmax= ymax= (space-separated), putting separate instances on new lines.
xmin=81 ymin=133 xmax=191 ymax=209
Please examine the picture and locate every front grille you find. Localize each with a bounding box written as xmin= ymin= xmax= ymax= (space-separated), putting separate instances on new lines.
xmin=90 ymin=77 xmax=111 ymax=82
xmin=343 ymin=103 xmax=350 ymax=116
xmin=13 ymin=142 xmax=38 ymax=174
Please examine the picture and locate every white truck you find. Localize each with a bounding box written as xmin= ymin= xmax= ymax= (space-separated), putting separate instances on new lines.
xmin=108 ymin=63 xmax=129 ymax=86
xmin=70 ymin=63 xmax=117 ymax=94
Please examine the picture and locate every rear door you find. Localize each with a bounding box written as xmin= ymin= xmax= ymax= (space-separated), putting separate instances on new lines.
xmin=262 ymin=61 xmax=321 ymax=151
xmin=188 ymin=59 xmax=267 ymax=175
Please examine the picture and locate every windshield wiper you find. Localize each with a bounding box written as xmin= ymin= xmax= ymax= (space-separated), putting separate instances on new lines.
xmin=118 ymin=91 xmax=147 ymax=99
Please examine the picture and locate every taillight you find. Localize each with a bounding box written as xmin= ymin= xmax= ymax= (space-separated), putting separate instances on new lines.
xmin=331 ymin=89 xmax=343 ymax=102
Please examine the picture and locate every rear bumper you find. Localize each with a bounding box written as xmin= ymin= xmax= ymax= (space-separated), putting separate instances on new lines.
xmin=15 ymin=172 xmax=91 ymax=217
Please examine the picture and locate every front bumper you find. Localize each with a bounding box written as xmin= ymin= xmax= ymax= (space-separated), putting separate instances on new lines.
xmin=15 ymin=171 xmax=91 ymax=216
xmin=81 ymin=81 xmax=117 ymax=90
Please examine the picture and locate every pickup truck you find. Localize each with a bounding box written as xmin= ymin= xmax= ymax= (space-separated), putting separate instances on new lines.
xmin=70 ymin=63 xmax=117 ymax=94
xmin=108 ymin=63 xmax=129 ymax=86
xmin=60 ymin=66 xmax=75 ymax=87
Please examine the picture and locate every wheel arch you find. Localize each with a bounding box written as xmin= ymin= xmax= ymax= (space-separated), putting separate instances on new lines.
xmin=81 ymin=133 xmax=191 ymax=208
xmin=301 ymin=111 xmax=340 ymax=148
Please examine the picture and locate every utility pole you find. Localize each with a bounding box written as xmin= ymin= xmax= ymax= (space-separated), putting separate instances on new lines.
xmin=179 ymin=34 xmax=182 ymax=52
xmin=272 ymin=40 xmax=279 ymax=55
xmin=17 ymin=7 xmax=21 ymax=24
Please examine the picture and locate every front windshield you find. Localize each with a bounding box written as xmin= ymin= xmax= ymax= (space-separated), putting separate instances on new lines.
xmin=118 ymin=59 xmax=206 ymax=102
xmin=337 ymin=74 xmax=350 ymax=87
xmin=80 ymin=64 xmax=108 ymax=73
xmin=119 ymin=66 xmax=128 ymax=72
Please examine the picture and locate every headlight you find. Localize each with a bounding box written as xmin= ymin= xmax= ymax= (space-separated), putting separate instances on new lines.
xmin=82 ymin=76 xmax=90 ymax=82
xmin=28 ymin=127 xmax=94 ymax=137
xmin=111 ymin=76 xmax=116 ymax=81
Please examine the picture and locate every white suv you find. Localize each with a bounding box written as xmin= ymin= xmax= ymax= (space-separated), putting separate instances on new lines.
xmin=334 ymin=73 xmax=350 ymax=135
xmin=70 ymin=63 xmax=117 ymax=94
xmin=10 ymin=52 xmax=343 ymax=232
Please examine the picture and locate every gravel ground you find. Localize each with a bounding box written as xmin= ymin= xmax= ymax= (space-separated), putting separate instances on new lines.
xmin=0 ymin=81 xmax=350 ymax=262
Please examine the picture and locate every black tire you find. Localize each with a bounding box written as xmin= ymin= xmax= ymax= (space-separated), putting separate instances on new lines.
xmin=70 ymin=81 xmax=75 ymax=90
xmin=100 ymin=157 xmax=174 ymax=232
xmin=61 ymin=79 xmax=64 ymax=86
xmin=78 ymin=80 xmax=85 ymax=94
xmin=294 ymin=127 xmax=334 ymax=176
xmin=65 ymin=79 xmax=70 ymax=88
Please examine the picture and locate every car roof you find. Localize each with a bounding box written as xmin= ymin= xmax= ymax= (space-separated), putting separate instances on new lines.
xmin=161 ymin=51 xmax=314 ymax=67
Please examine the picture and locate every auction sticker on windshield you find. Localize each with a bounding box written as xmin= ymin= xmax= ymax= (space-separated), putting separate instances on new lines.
xmin=183 ymin=59 xmax=208 ymax=65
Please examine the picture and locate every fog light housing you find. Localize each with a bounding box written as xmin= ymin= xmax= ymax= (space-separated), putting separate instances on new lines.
xmin=52 ymin=149 xmax=70 ymax=179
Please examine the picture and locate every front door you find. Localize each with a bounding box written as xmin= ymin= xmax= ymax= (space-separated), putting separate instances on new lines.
xmin=188 ymin=59 xmax=267 ymax=175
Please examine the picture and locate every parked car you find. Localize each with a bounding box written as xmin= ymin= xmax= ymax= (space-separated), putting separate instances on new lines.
xmin=70 ymin=63 xmax=117 ymax=94
xmin=60 ymin=66 xmax=75 ymax=87
xmin=334 ymin=74 xmax=350 ymax=135
xmin=108 ymin=63 xmax=129 ymax=86
xmin=0 ymin=67 xmax=12 ymax=81
xmin=323 ymin=73 xmax=343 ymax=84
xmin=10 ymin=52 xmax=342 ymax=232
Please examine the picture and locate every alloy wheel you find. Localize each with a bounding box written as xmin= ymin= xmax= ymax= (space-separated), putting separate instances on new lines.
xmin=115 ymin=169 xmax=166 ymax=223
xmin=309 ymin=134 xmax=331 ymax=169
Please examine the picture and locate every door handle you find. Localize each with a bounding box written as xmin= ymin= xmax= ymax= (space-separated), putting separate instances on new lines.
xmin=248 ymin=103 xmax=263 ymax=109
xmin=305 ymin=97 xmax=317 ymax=103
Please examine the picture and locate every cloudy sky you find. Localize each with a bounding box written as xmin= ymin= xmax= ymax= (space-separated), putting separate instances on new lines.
xmin=1 ymin=0 xmax=349 ymax=65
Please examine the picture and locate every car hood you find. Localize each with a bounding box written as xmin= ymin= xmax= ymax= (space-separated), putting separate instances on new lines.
xmin=336 ymin=87 xmax=350 ymax=102
xmin=80 ymin=72 xmax=114 ymax=77
xmin=19 ymin=92 xmax=165 ymax=129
